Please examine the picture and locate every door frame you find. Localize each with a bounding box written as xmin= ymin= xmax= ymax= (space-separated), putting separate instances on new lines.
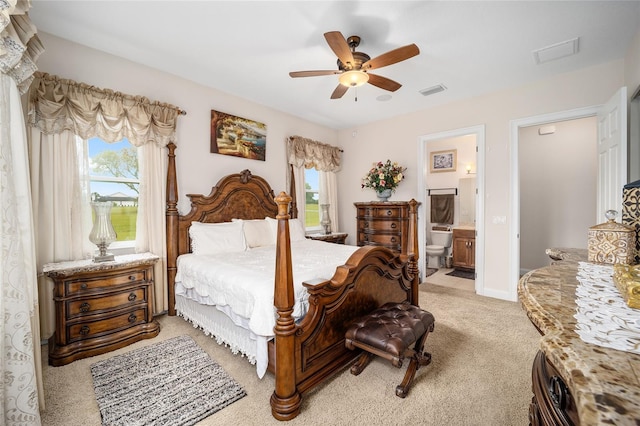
xmin=509 ymin=106 xmax=599 ymax=300
xmin=418 ymin=125 xmax=485 ymax=294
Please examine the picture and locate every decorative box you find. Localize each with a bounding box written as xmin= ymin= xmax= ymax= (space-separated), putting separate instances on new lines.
xmin=622 ymin=180 xmax=640 ymax=264
xmin=588 ymin=210 xmax=636 ymax=265
xmin=613 ymin=263 xmax=640 ymax=309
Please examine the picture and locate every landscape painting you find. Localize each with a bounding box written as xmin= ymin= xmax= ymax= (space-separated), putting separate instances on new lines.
xmin=210 ymin=110 xmax=266 ymax=161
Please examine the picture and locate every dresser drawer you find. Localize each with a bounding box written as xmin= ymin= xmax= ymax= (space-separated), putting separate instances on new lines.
xmin=359 ymin=232 xmax=402 ymax=246
xmin=67 ymin=307 xmax=148 ymax=343
xmin=358 ymin=219 xmax=402 ymax=232
xmin=358 ymin=207 xmax=402 ymax=218
xmin=66 ymin=287 xmax=147 ymax=319
xmin=65 ymin=270 xmax=148 ymax=296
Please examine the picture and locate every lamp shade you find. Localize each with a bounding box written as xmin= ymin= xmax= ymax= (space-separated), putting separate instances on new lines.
xmin=339 ymin=70 xmax=369 ymax=87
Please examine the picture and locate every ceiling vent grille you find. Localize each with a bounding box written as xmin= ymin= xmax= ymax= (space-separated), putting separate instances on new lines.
xmin=420 ymin=84 xmax=447 ymax=97
xmin=533 ymin=37 xmax=580 ymax=64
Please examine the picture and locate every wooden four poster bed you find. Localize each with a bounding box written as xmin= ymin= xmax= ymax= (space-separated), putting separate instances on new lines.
xmin=165 ymin=143 xmax=420 ymax=420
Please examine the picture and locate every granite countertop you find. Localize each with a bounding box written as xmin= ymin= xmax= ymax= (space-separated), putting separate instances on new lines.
xmin=518 ymin=249 xmax=640 ymax=425
xmin=43 ymin=252 xmax=159 ymax=276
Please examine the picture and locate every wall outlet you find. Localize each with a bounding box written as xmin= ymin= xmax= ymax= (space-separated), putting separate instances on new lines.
xmin=492 ymin=216 xmax=507 ymax=224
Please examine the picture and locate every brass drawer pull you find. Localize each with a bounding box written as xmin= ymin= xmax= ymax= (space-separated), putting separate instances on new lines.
xmin=386 ymin=210 xmax=392 ymax=216
xmin=79 ymin=302 xmax=90 ymax=313
xmin=391 ymin=223 xmax=397 ymax=229
xmin=129 ymin=275 xmax=136 ymax=281
xmin=390 ymin=237 xmax=397 ymax=243
xmin=128 ymin=314 xmax=137 ymax=323
xmin=80 ymin=325 xmax=90 ymax=335
xmin=80 ymin=283 xmax=87 ymax=289
xmin=363 ymin=222 xmax=369 ymax=228
xmin=128 ymin=293 xmax=137 ymax=302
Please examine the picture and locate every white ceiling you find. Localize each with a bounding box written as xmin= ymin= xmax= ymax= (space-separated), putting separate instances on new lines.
xmin=29 ymin=1 xmax=640 ymax=130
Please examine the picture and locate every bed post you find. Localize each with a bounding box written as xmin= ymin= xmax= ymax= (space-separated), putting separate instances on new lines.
xmin=166 ymin=142 xmax=178 ymax=316
xmin=270 ymin=191 xmax=302 ymax=420
xmin=407 ymin=199 xmax=420 ymax=305
xmin=288 ymin=164 xmax=298 ymax=219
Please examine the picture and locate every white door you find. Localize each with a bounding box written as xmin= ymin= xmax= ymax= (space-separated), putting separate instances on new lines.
xmin=597 ymin=87 xmax=628 ymax=222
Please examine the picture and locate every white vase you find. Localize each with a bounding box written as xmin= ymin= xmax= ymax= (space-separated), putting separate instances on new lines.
xmin=376 ymin=188 xmax=392 ymax=202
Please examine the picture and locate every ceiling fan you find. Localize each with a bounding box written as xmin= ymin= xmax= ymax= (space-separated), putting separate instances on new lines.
xmin=289 ymin=31 xmax=420 ymax=99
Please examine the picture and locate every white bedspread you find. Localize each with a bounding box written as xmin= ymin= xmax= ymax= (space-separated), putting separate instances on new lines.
xmin=175 ymin=239 xmax=359 ymax=338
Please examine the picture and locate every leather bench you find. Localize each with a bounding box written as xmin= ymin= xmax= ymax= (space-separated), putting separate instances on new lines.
xmin=345 ymin=301 xmax=435 ymax=397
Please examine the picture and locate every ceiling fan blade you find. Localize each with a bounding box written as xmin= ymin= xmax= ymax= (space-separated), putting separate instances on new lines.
xmin=324 ymin=31 xmax=355 ymax=67
xmin=289 ymin=70 xmax=340 ymax=78
xmin=330 ymin=84 xmax=349 ymax=99
xmin=367 ymin=73 xmax=402 ymax=92
xmin=362 ymin=44 xmax=420 ymax=70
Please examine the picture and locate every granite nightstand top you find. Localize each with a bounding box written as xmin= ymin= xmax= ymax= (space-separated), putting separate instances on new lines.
xmin=518 ymin=249 xmax=640 ymax=425
xmin=43 ymin=252 xmax=159 ymax=276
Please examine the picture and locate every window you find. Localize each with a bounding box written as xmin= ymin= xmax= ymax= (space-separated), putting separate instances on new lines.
xmin=87 ymin=137 xmax=139 ymax=244
xmin=304 ymin=168 xmax=320 ymax=229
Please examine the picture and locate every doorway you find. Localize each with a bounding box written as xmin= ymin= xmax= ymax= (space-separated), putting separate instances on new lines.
xmin=418 ymin=125 xmax=485 ymax=295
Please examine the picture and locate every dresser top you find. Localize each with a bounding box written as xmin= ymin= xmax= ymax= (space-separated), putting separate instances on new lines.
xmin=43 ymin=252 xmax=159 ymax=276
xmin=518 ymin=249 xmax=640 ymax=425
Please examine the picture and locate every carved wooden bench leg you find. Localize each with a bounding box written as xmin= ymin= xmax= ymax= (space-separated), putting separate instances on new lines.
xmin=350 ymin=351 xmax=373 ymax=376
xmin=396 ymin=322 xmax=434 ymax=398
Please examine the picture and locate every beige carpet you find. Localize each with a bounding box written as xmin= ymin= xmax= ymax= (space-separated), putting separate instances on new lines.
xmin=40 ymin=284 xmax=540 ymax=426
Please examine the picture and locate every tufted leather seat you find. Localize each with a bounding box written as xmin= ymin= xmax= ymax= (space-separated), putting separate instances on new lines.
xmin=345 ymin=301 xmax=435 ymax=398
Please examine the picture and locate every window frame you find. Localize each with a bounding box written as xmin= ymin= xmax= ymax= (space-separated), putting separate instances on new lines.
xmin=86 ymin=137 xmax=140 ymax=250
xmin=304 ymin=168 xmax=322 ymax=232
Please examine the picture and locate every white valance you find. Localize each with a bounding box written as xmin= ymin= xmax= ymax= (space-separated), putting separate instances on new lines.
xmin=27 ymin=72 xmax=180 ymax=146
xmin=0 ymin=0 xmax=43 ymax=94
xmin=287 ymin=135 xmax=342 ymax=172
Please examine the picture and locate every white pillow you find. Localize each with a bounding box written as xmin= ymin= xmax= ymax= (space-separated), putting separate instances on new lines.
xmin=232 ymin=219 xmax=274 ymax=248
xmin=265 ymin=216 xmax=307 ymax=242
xmin=189 ymin=221 xmax=246 ymax=255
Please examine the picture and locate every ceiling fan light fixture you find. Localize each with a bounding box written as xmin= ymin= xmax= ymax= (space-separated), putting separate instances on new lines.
xmin=339 ymin=70 xmax=369 ymax=87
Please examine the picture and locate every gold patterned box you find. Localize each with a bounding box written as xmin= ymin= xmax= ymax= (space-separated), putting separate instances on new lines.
xmin=622 ymin=180 xmax=640 ymax=264
xmin=613 ymin=264 xmax=640 ymax=309
xmin=588 ymin=211 xmax=636 ymax=265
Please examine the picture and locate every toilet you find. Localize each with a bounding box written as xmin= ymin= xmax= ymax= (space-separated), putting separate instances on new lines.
xmin=426 ymin=228 xmax=453 ymax=269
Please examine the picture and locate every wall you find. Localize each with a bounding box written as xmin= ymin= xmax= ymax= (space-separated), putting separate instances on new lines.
xmin=626 ymin=26 xmax=640 ymax=182
xmin=519 ymin=117 xmax=597 ymax=272
xmin=338 ymin=59 xmax=625 ymax=299
xmin=35 ymin=33 xmax=338 ymax=215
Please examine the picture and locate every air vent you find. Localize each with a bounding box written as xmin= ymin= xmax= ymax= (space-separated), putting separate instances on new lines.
xmin=419 ymin=84 xmax=447 ymax=97
xmin=533 ymin=37 xmax=579 ymax=64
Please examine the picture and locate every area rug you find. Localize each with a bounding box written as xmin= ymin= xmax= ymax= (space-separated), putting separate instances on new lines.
xmin=425 ymin=267 xmax=438 ymax=277
xmin=446 ymin=269 xmax=475 ymax=280
xmin=90 ymin=335 xmax=246 ymax=426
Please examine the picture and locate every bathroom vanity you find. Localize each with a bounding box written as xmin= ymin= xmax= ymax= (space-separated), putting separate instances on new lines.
xmin=519 ymin=248 xmax=640 ymax=425
xmin=452 ymin=227 xmax=475 ymax=270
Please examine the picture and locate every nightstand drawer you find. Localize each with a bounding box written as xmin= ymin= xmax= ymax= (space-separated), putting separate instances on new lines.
xmin=66 ymin=287 xmax=147 ymax=318
xmin=67 ymin=307 xmax=148 ymax=343
xmin=66 ymin=270 xmax=147 ymax=295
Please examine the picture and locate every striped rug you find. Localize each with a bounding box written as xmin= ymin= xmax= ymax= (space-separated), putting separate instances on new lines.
xmin=91 ymin=335 xmax=246 ymax=426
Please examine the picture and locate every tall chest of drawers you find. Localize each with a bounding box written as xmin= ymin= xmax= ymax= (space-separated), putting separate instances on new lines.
xmin=43 ymin=253 xmax=160 ymax=366
xmin=354 ymin=201 xmax=412 ymax=253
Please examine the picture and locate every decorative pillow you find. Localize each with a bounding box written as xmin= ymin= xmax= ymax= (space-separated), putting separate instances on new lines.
xmin=232 ymin=219 xmax=274 ymax=248
xmin=265 ymin=216 xmax=307 ymax=242
xmin=189 ymin=221 xmax=246 ymax=255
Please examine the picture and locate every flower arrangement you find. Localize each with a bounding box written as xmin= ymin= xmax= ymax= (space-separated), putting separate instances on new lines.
xmin=361 ymin=160 xmax=406 ymax=192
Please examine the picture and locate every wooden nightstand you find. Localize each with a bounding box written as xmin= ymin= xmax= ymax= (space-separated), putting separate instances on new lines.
xmin=43 ymin=253 xmax=161 ymax=366
xmin=306 ymin=232 xmax=348 ymax=244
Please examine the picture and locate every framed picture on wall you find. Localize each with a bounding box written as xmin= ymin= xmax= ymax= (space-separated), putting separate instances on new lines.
xmin=429 ymin=149 xmax=457 ymax=173
xmin=210 ymin=110 xmax=267 ymax=161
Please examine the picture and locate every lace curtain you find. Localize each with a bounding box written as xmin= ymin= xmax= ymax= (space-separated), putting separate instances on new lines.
xmin=286 ymin=136 xmax=341 ymax=231
xmin=27 ymin=73 xmax=180 ymax=340
xmin=1 ymin=1 xmax=44 ymax=424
